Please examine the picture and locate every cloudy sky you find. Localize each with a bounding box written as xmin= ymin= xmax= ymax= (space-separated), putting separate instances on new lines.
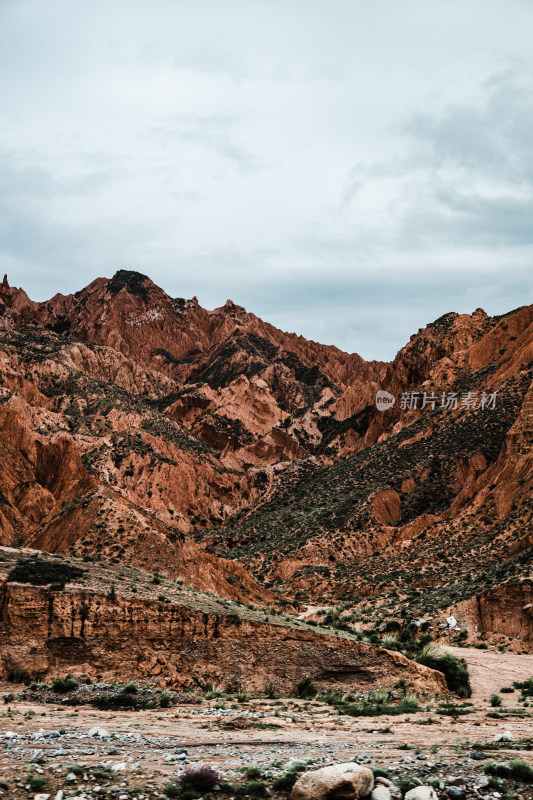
xmin=1 ymin=0 xmax=531 ymax=359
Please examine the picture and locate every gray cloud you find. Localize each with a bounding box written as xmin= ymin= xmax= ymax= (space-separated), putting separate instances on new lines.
xmin=0 ymin=1 xmax=532 ymax=359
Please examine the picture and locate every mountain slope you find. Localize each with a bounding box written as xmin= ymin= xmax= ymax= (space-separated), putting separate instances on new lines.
xmin=0 ymin=271 xmax=531 ymax=646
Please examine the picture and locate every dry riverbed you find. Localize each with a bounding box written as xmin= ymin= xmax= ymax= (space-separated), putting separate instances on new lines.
xmin=0 ymin=648 xmax=532 ymax=799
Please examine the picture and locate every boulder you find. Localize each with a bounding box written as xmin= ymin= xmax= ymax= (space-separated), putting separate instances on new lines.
xmin=371 ymin=787 xmax=391 ymax=800
xmin=404 ymin=788 xmax=438 ymax=800
xmin=447 ymin=788 xmax=465 ymax=800
xmin=291 ymin=763 xmax=374 ymax=800
xmin=87 ymin=726 xmax=109 ymax=738
xmin=494 ymin=730 xmax=514 ymax=742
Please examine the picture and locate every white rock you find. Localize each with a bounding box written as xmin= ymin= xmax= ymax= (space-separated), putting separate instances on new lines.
xmin=446 ymin=616 xmax=457 ymax=628
xmin=372 ymin=787 xmax=391 ymax=800
xmin=291 ymin=763 xmax=374 ymax=800
xmin=54 ymin=792 xmax=64 ymax=800
xmin=87 ymin=726 xmax=109 ymax=738
xmin=404 ymin=788 xmax=438 ymax=800
xmin=494 ymin=730 xmax=514 ymax=742
xmin=111 ymin=762 xmax=127 ymax=772
xmin=65 ymin=772 xmax=77 ymax=782
xmin=375 ymin=778 xmax=401 ymax=799
xmin=34 ymin=794 xmax=50 ymax=800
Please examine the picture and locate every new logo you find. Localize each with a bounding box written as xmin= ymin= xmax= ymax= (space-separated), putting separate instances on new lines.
xmin=375 ymin=390 xmax=396 ymax=411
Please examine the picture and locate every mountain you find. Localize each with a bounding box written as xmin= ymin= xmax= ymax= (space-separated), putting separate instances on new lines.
xmin=0 ymin=271 xmax=531 ymax=651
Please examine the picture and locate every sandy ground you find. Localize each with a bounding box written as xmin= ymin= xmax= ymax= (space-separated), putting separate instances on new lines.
xmin=446 ymin=646 xmax=533 ymax=704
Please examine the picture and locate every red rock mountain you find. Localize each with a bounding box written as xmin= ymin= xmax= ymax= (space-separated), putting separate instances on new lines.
xmin=0 ymin=271 xmax=531 ymax=648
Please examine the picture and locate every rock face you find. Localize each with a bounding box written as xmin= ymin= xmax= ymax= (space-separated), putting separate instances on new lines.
xmin=0 ymin=271 xmax=532 ymax=645
xmin=444 ymin=581 xmax=533 ymax=645
xmin=291 ymin=763 xmax=374 ymax=800
xmin=0 ymin=572 xmax=446 ymax=693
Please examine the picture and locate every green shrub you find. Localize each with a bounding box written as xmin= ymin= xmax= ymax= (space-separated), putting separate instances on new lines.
xmin=500 ymin=686 xmax=515 ymax=693
xmin=123 ymin=681 xmax=138 ymax=694
xmin=93 ymin=694 xmax=143 ymax=710
xmin=372 ymin=768 xmax=389 ymax=778
xmin=7 ymin=668 xmax=30 ymax=684
xmin=507 ymin=761 xmax=533 ymax=783
xmin=240 ymin=767 xmax=264 ymax=780
xmin=485 ymin=760 xmax=533 ymax=783
xmin=296 ymin=677 xmax=316 ymax=698
xmin=8 ymin=558 xmax=83 ymax=587
xmin=514 ymin=677 xmax=533 ymax=698
xmin=52 ymin=675 xmax=78 ymax=693
xmin=324 ymin=690 xmax=420 ymax=717
xmin=91 ymin=767 xmax=113 ymax=781
xmin=397 ymin=777 xmax=417 ymax=795
xmin=26 ymin=775 xmax=47 ymax=791
xmin=272 ymin=762 xmax=308 ymax=791
xmin=204 ymin=683 xmax=224 ymax=699
xmin=490 ymin=694 xmax=502 ymax=707
xmin=219 ymin=782 xmax=238 ymax=794
xmin=240 ymin=781 xmax=269 ymax=797
xmin=437 ymin=701 xmax=473 ymax=716
xmin=163 ymin=785 xmax=182 ymax=798
xmin=0 ymin=780 xmax=9 ymax=790
xmin=417 ymin=645 xmax=472 ymax=697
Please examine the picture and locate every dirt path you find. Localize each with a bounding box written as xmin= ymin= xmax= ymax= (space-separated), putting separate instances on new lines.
xmin=446 ymin=646 xmax=533 ymax=704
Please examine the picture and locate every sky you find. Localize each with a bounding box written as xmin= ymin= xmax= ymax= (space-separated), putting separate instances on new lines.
xmin=0 ymin=0 xmax=532 ymax=360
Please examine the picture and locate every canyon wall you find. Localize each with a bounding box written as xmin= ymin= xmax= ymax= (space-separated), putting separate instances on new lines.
xmin=0 ymin=580 xmax=445 ymax=694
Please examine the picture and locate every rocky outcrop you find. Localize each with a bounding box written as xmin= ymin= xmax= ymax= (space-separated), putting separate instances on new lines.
xmin=444 ymin=581 xmax=533 ymax=647
xmin=0 ymin=576 xmax=446 ymax=693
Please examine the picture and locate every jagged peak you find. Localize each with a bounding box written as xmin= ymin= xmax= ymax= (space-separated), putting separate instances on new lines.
xmin=212 ymin=298 xmax=246 ymax=315
xmin=106 ymin=270 xmax=154 ymax=299
xmin=2 ymin=274 xmax=8 ymax=288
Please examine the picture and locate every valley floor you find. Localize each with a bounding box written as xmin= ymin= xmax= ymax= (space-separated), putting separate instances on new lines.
xmin=0 ymin=649 xmax=532 ymax=799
